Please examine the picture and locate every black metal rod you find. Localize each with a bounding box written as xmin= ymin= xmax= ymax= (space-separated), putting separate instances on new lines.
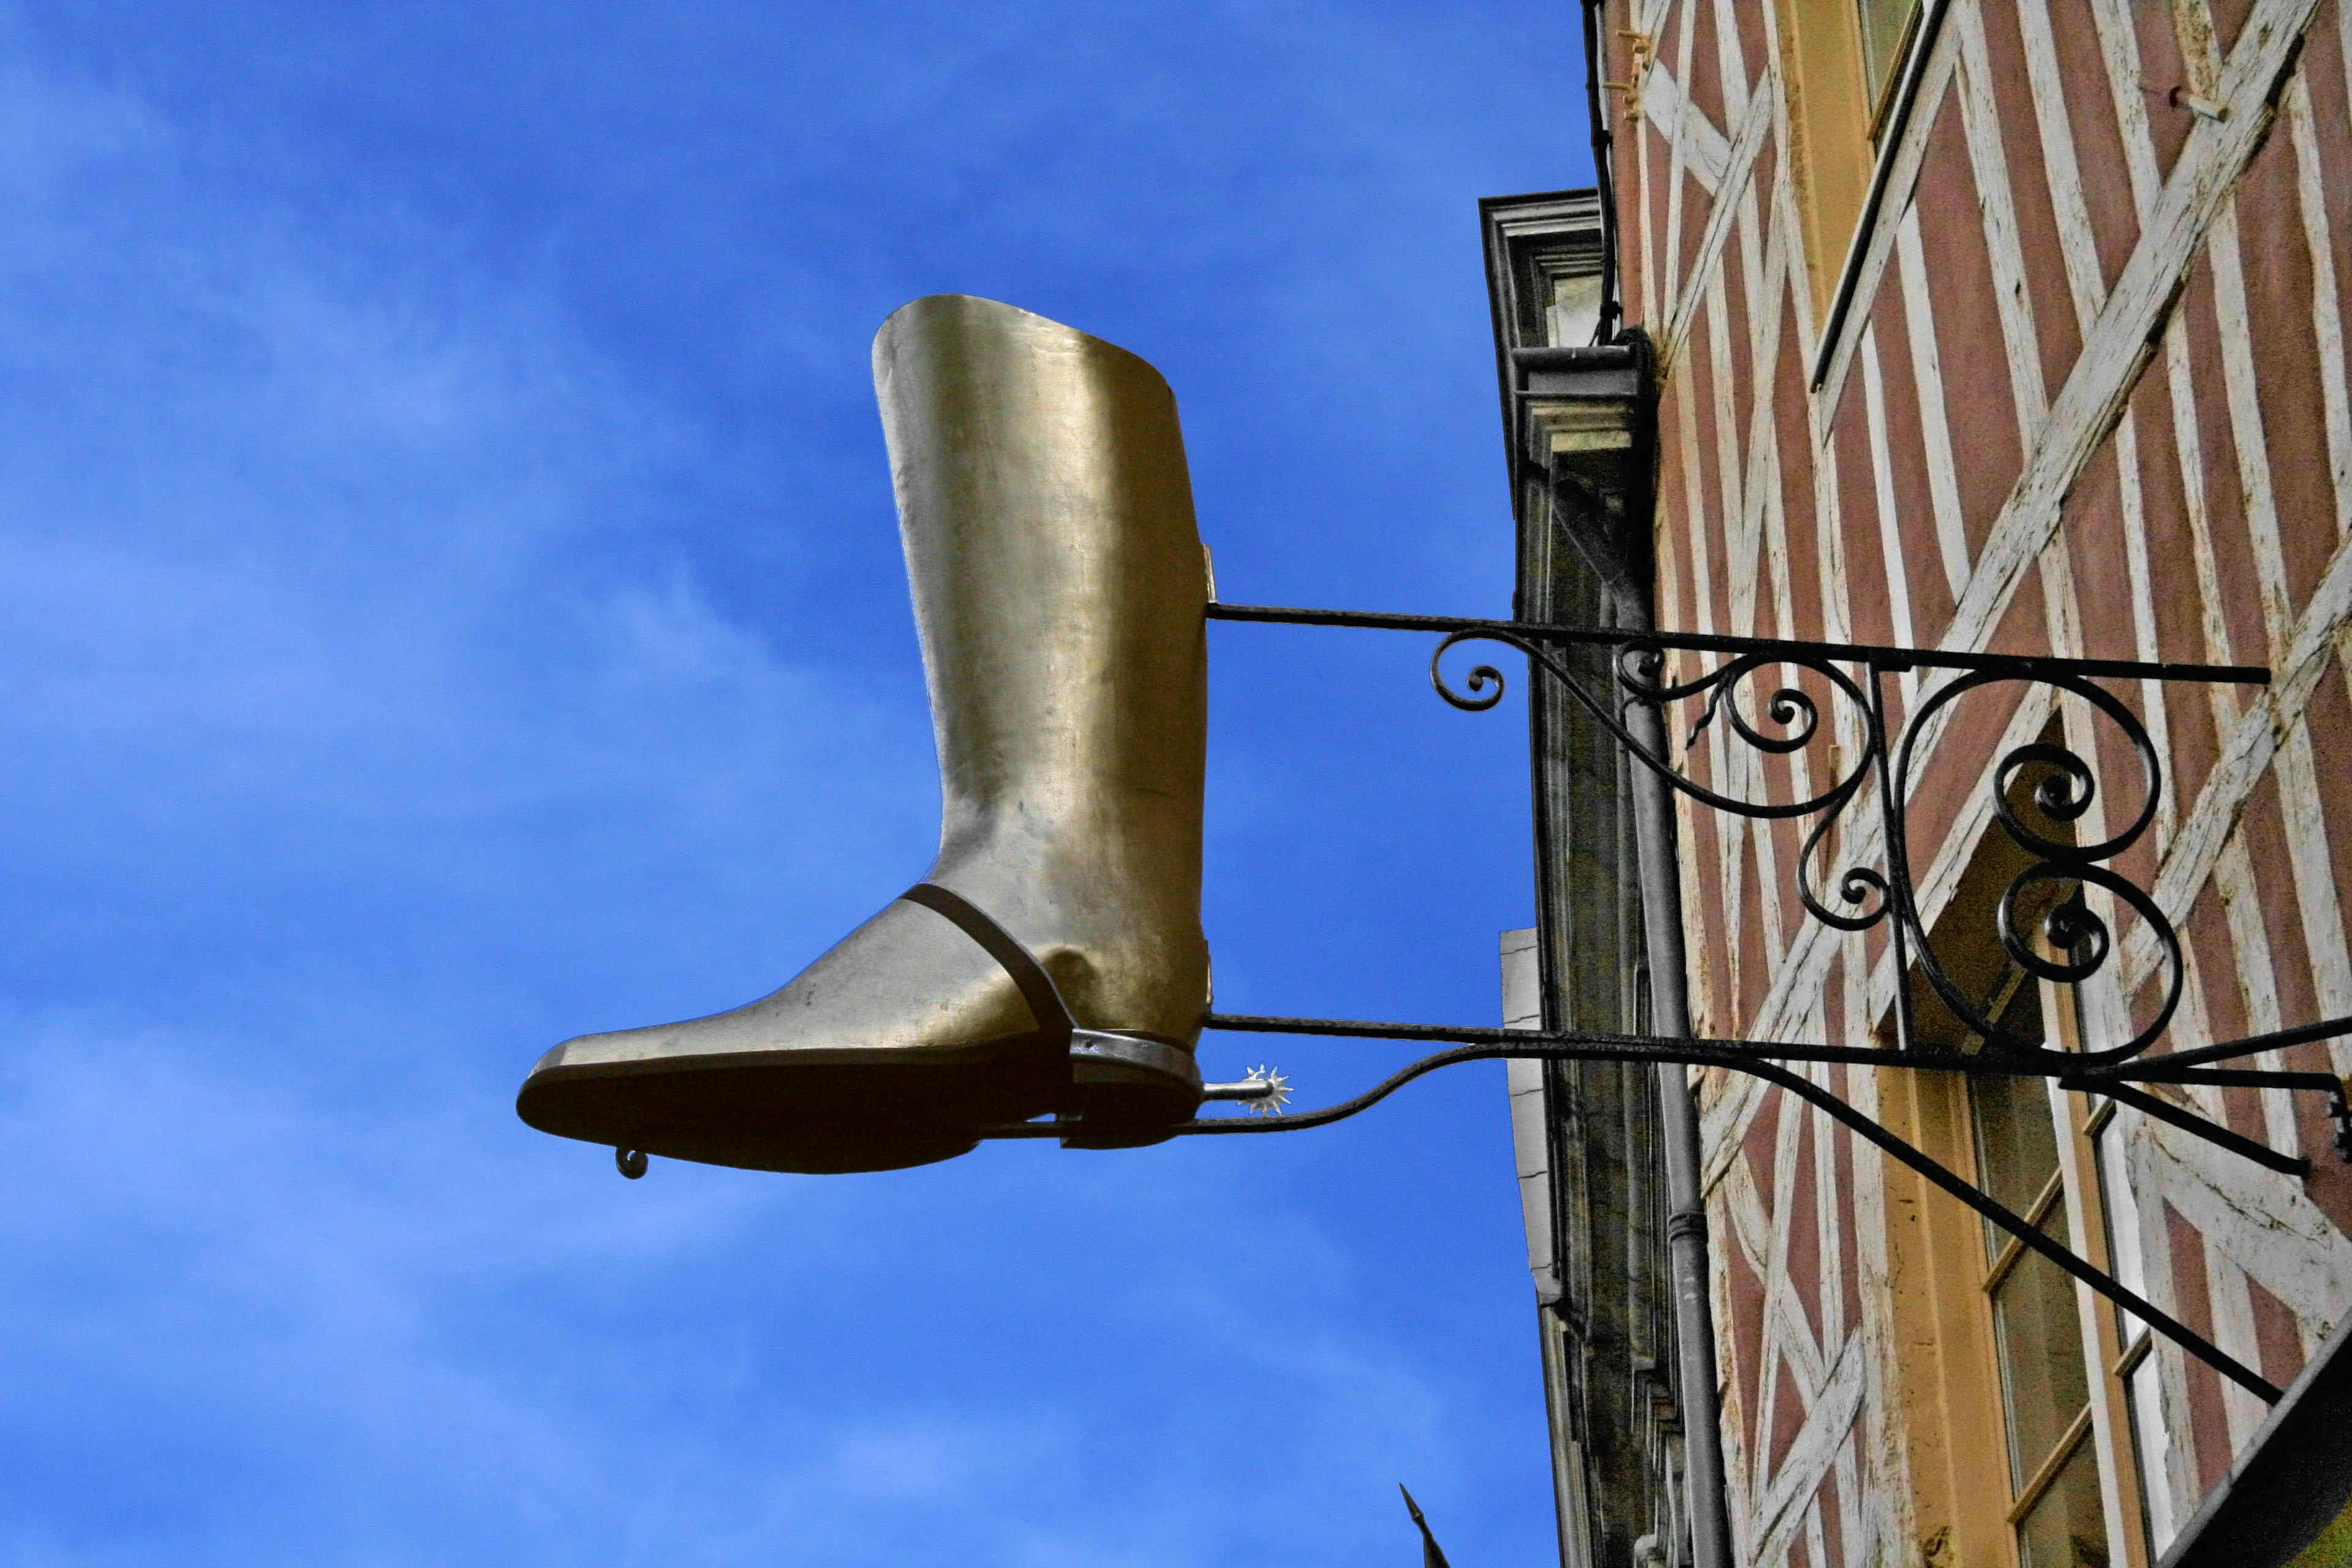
xmin=2131 ymin=1068 xmax=2346 ymax=1092
xmin=1203 ymin=1012 xmax=2340 ymax=1089
xmin=1205 ymin=1012 xmax=2342 ymax=1175
xmin=2073 ymin=1080 xmax=2313 ymax=1176
xmin=2109 ymin=1014 xmax=2352 ymax=1070
xmin=1728 ymin=1055 xmax=2283 ymax=1404
xmin=1204 ymin=601 xmax=2272 ymax=685
xmin=1875 ymin=665 xmax=1919 ymax=1054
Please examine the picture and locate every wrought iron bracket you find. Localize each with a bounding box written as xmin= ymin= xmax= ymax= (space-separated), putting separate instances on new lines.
xmin=1062 ymin=601 xmax=2352 ymax=1405
xmin=1203 ymin=600 xmax=2275 ymax=1070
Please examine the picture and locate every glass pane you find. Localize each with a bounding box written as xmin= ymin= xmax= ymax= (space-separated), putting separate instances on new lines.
xmin=1549 ymin=274 xmax=1602 ymax=349
xmin=1972 ymin=984 xmax=2057 ymax=1261
xmin=1856 ymin=0 xmax=1921 ymax=121
xmin=1991 ymin=1211 xmax=2092 ymax=1490
xmin=2015 ymin=1434 xmax=2110 ymax=1568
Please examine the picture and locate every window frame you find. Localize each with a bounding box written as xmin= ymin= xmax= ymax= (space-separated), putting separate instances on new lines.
xmin=1961 ymin=963 xmax=2156 ymax=1567
xmin=1966 ymin=972 xmax=2109 ymax=1562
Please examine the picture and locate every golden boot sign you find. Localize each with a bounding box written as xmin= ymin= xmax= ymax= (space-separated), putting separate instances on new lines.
xmin=518 ymin=296 xmax=1213 ymax=1174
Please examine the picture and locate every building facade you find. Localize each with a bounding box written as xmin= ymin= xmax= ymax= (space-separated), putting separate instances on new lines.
xmin=1494 ymin=1 xmax=2352 ymax=1564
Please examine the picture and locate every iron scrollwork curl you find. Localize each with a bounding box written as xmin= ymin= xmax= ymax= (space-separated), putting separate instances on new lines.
xmin=1888 ymin=671 xmax=2180 ymax=1066
xmin=1430 ymin=636 xmax=1510 ymax=712
xmin=1618 ymin=643 xmax=1894 ymax=934
xmin=1431 ymin=627 xmax=2185 ymax=1066
xmin=1433 ymin=628 xmax=1893 ymax=935
xmin=1433 ymin=632 xmax=1879 ymax=815
xmin=1609 ymin=644 xmax=1882 ymax=819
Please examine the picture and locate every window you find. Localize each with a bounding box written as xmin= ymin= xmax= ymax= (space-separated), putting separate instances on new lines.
xmin=1855 ymin=0 xmax=1923 ymax=137
xmin=1773 ymin=0 xmax=1885 ymax=318
xmin=1774 ymin=0 xmax=1938 ymax=364
xmin=1548 ymin=271 xmax=1603 ymax=351
xmin=1967 ymin=981 xmax=2111 ymax=1567
xmin=1881 ymin=968 xmax=2147 ymax=1566
xmin=1880 ymin=779 xmax=2161 ymax=1564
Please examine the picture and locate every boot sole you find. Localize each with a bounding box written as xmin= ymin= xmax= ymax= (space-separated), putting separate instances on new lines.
xmin=515 ymin=1031 xmax=1068 ymax=1175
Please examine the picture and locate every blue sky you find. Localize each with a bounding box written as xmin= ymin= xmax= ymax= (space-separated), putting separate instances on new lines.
xmin=0 ymin=4 xmax=1592 ymax=1563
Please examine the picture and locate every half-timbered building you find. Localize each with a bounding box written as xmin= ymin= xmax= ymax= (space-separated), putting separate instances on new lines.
xmin=1492 ymin=1 xmax=2352 ymax=1564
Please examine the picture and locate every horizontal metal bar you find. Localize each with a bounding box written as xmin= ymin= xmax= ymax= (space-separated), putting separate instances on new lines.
xmin=1208 ymin=603 xmax=1600 ymax=638
xmin=1205 ymin=1011 xmax=1910 ymax=1069
xmin=1204 ymin=602 xmax=2272 ymax=685
xmin=1201 ymin=1012 xmax=2333 ymax=1088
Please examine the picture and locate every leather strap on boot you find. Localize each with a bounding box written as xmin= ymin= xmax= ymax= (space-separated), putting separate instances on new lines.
xmin=898 ymin=883 xmax=1076 ymax=1049
xmin=899 ymin=883 xmax=1201 ymax=1118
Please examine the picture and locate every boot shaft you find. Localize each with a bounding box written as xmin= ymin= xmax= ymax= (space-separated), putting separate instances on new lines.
xmin=873 ymin=296 xmax=1209 ymax=862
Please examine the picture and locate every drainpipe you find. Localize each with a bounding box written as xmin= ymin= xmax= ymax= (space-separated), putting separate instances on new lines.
xmin=1618 ymin=581 xmax=1735 ymax=1568
xmin=1538 ymin=331 xmax=1733 ymax=1568
xmin=1579 ymin=0 xmax=1624 ymax=342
